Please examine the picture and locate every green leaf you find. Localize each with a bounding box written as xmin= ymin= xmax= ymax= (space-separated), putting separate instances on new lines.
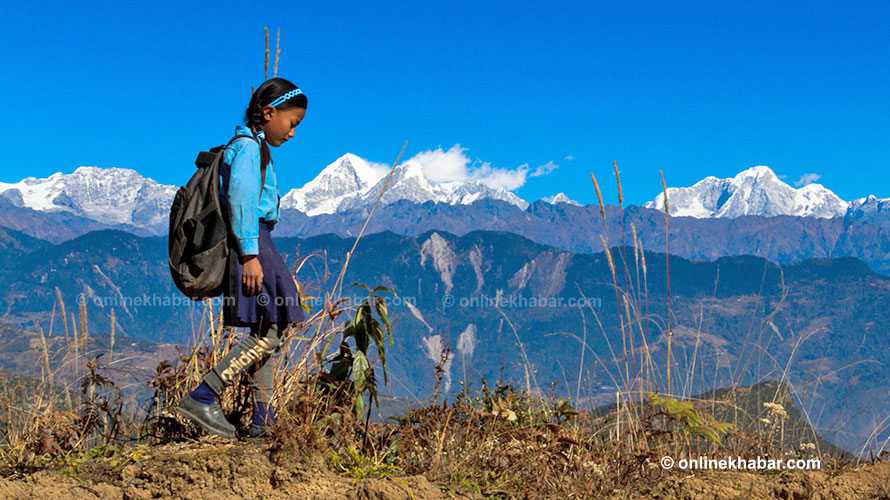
xmin=343 ymin=324 xmax=360 ymax=342
xmin=351 ymin=283 xmax=371 ymax=292
xmin=352 ymin=351 xmax=369 ymax=417
xmin=368 ymin=319 xmax=384 ymax=349
xmin=353 ymin=304 xmax=365 ymax=326
xmin=329 ymin=354 xmax=352 ymax=382
xmin=366 ymin=368 xmax=379 ymax=408
xmin=374 ymin=296 xmax=392 ymax=340
xmin=648 ymin=392 xmax=733 ymax=444
xmin=352 ymin=351 xmax=369 ymax=393
xmin=320 ymin=331 xmax=340 ymax=357
xmin=374 ymin=328 xmax=389 ymax=386
xmin=356 ymin=311 xmax=371 ymax=354
xmin=372 ymin=285 xmax=395 ymax=295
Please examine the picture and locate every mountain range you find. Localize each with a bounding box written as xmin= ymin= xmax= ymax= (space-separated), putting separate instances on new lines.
xmin=4 ymin=160 xmax=888 ymax=236
xmin=280 ymin=153 xmax=532 ymax=215
xmin=4 ymin=161 xmax=890 ymax=277
xmin=0 ymin=166 xmax=177 ymax=230
xmin=644 ymin=165 xmax=851 ymax=218
xmin=0 ymin=154 xmax=545 ymax=232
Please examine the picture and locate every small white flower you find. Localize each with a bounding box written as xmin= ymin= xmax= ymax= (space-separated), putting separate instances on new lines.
xmin=763 ymin=402 xmax=788 ymax=419
xmin=583 ymin=461 xmax=604 ymax=476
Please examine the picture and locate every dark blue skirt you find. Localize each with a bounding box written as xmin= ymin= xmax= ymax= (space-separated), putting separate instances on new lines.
xmin=223 ymin=219 xmax=305 ymax=328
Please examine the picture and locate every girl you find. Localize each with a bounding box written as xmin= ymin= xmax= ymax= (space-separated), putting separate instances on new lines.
xmin=176 ymin=78 xmax=308 ymax=439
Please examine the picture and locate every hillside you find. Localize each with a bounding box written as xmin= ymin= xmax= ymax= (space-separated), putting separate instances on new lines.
xmin=0 ymin=228 xmax=888 ymax=452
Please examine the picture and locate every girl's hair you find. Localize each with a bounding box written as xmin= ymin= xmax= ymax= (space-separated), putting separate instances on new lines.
xmin=244 ymin=77 xmax=309 ymax=167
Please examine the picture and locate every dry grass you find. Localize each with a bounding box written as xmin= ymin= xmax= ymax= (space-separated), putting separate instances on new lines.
xmin=0 ymin=290 xmax=138 ymax=476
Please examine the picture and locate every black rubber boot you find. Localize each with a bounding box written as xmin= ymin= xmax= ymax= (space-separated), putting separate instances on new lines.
xmin=247 ymin=423 xmax=271 ymax=439
xmin=175 ymin=394 xmax=236 ymax=438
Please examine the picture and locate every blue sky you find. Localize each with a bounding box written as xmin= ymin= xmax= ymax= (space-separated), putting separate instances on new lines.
xmin=2 ymin=0 xmax=889 ymax=206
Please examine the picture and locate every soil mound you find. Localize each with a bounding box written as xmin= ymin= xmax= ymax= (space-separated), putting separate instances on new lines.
xmin=0 ymin=439 xmax=453 ymax=500
xmin=657 ymin=462 xmax=890 ymax=500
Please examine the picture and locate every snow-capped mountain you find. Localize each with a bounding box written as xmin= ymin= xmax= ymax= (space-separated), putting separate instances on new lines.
xmin=0 ymin=154 xmax=533 ymax=231
xmin=847 ymin=195 xmax=890 ymax=219
xmin=0 ymin=166 xmax=177 ymax=228
xmin=283 ymin=154 xmax=530 ymax=214
xmin=644 ymin=166 xmax=850 ymax=218
xmin=541 ymin=193 xmax=581 ymax=206
xmin=278 ymin=153 xmax=382 ymax=216
xmin=7 ymin=162 xmax=887 ymax=237
xmin=444 ymin=181 xmax=528 ymax=210
xmin=339 ymin=159 xmax=435 ymax=210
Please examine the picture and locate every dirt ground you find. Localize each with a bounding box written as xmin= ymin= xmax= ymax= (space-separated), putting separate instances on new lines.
xmin=653 ymin=461 xmax=890 ymax=500
xmin=1 ymin=441 xmax=888 ymax=499
xmin=0 ymin=439 xmax=464 ymax=500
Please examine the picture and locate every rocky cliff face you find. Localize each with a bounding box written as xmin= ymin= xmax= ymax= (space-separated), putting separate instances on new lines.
xmin=272 ymin=201 xmax=890 ymax=275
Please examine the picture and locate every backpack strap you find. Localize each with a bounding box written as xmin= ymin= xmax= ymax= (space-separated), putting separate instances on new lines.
xmin=225 ymin=134 xmax=266 ymax=201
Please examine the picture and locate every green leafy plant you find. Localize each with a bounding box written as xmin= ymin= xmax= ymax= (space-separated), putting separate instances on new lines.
xmin=455 ymin=378 xmax=545 ymax=425
xmin=321 ymin=283 xmax=395 ymax=419
xmin=648 ymin=393 xmax=734 ymax=444
xmin=57 ymin=444 xmax=140 ymax=478
xmin=328 ymin=446 xmax=415 ymax=499
xmin=328 ymin=445 xmax=401 ymax=478
xmin=552 ymin=397 xmax=579 ymax=424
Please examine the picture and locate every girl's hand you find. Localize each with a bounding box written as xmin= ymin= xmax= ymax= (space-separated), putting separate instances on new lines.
xmin=241 ymin=255 xmax=263 ymax=296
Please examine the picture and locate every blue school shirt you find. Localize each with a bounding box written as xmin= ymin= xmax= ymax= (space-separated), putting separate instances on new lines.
xmin=219 ymin=125 xmax=280 ymax=255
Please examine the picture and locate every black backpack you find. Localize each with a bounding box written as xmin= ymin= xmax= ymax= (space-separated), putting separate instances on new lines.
xmin=169 ymin=134 xmax=265 ymax=300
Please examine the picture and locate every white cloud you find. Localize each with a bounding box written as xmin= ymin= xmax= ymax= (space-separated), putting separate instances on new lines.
xmin=469 ymin=162 xmax=529 ymax=190
xmin=366 ymin=161 xmax=391 ymax=180
xmin=529 ymin=161 xmax=559 ymax=178
xmin=406 ymin=145 xmax=545 ymax=191
xmin=794 ymin=173 xmax=821 ymax=187
xmin=564 ymin=155 xmax=574 ymax=161
xmin=409 ymin=145 xmax=473 ymax=184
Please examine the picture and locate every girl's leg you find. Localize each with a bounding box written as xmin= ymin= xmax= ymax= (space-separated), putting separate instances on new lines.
xmin=199 ymin=321 xmax=282 ymax=398
xmin=181 ymin=322 xmax=284 ymax=437
xmin=245 ymin=323 xmax=285 ymax=431
xmin=248 ymin=323 xmax=283 ymax=427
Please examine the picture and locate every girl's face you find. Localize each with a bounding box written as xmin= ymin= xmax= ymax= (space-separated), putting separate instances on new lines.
xmin=260 ymin=106 xmax=306 ymax=147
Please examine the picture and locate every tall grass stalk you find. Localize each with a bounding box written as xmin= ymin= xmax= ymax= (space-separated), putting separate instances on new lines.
xmin=492 ymin=299 xmax=539 ymax=396
xmin=274 ymin=28 xmax=281 ymax=78
xmin=658 ymin=170 xmax=672 ymax=396
xmin=264 ymin=27 xmax=270 ymax=81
